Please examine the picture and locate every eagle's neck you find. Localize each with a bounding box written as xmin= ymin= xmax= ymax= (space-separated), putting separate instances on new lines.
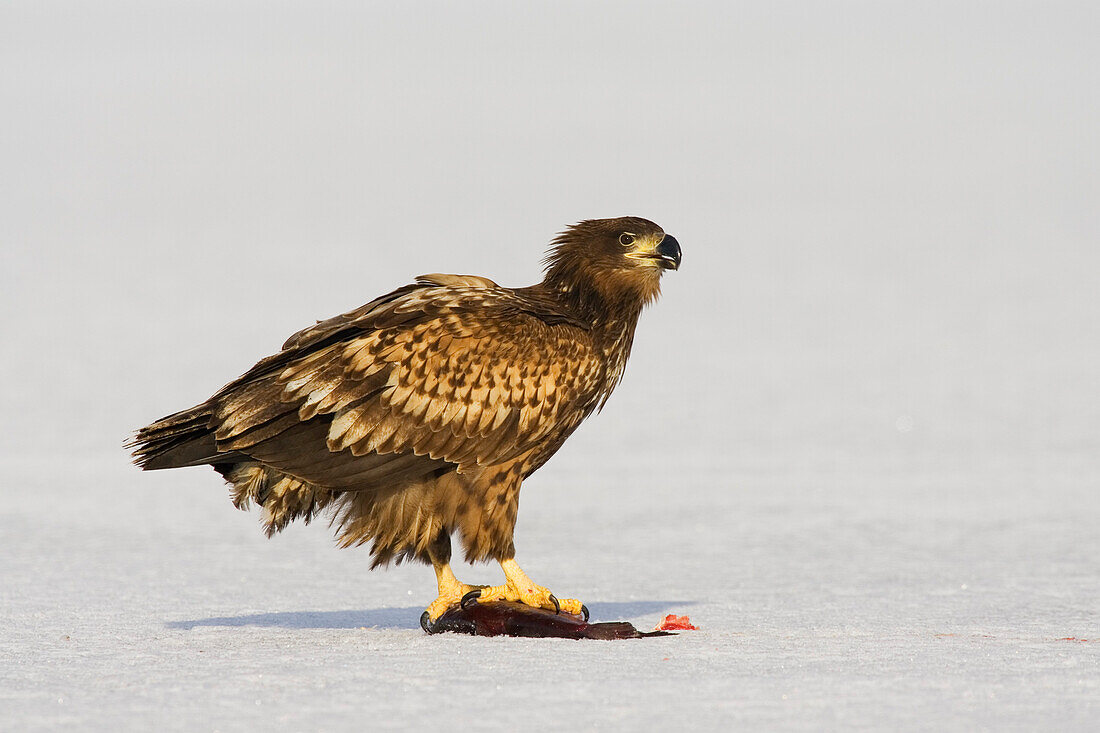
xmin=543 ymin=273 xmax=650 ymax=402
xmin=592 ymin=302 xmax=643 ymax=404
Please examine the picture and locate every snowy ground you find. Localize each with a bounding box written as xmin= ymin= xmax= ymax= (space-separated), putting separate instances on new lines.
xmin=3 ymin=2 xmax=1098 ymax=731
xmin=4 ymin=449 xmax=1099 ymax=731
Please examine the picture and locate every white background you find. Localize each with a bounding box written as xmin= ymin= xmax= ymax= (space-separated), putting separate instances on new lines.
xmin=2 ymin=2 xmax=1098 ymax=730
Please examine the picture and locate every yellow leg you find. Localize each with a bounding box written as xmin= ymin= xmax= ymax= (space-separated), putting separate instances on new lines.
xmin=423 ymin=562 xmax=485 ymax=622
xmin=465 ymin=558 xmax=587 ymax=618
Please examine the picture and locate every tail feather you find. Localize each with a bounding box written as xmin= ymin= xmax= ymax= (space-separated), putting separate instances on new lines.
xmin=127 ymin=403 xmax=244 ymax=470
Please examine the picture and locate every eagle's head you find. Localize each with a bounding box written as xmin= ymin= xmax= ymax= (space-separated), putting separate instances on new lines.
xmin=544 ymin=216 xmax=681 ymax=308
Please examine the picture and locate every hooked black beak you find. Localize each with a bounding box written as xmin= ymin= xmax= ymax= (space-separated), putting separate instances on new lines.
xmin=655 ymin=234 xmax=681 ymax=270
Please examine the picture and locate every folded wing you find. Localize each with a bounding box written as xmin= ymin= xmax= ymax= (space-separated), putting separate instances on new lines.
xmin=201 ymin=278 xmax=601 ymax=491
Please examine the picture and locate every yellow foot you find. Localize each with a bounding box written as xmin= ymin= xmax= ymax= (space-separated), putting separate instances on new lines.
xmin=462 ymin=558 xmax=588 ymax=620
xmin=424 ymin=584 xmax=485 ymax=622
xmin=423 ymin=563 xmax=486 ymax=623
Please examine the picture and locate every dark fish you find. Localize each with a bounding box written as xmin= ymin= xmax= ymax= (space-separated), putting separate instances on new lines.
xmin=421 ymin=601 xmax=673 ymax=640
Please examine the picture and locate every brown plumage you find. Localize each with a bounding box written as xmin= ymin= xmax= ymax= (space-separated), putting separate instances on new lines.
xmin=129 ymin=217 xmax=681 ymax=620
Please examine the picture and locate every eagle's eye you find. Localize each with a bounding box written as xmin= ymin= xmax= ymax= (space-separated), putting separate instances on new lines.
xmin=619 ymin=233 xmax=635 ymax=247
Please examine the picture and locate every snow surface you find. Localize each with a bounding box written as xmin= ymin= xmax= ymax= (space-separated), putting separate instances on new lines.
xmin=2 ymin=2 xmax=1099 ymax=731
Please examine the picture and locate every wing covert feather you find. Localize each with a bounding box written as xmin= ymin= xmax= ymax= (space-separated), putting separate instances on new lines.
xmin=319 ymin=310 xmax=602 ymax=469
xmin=210 ymin=282 xmax=601 ymax=481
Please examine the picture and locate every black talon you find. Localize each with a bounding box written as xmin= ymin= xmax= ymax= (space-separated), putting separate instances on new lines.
xmin=549 ymin=594 xmax=561 ymax=614
xmin=420 ymin=611 xmax=432 ymax=633
xmin=580 ymin=604 xmax=590 ymax=623
xmin=460 ymin=589 xmax=482 ymax=609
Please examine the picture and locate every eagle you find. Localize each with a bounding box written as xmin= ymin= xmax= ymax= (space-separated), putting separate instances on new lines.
xmin=129 ymin=217 xmax=681 ymax=625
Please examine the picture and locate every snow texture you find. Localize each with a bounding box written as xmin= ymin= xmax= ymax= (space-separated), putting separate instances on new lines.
xmin=2 ymin=2 xmax=1098 ymax=731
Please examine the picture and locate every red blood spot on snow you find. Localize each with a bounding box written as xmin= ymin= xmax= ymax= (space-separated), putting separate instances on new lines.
xmin=656 ymin=614 xmax=697 ymax=631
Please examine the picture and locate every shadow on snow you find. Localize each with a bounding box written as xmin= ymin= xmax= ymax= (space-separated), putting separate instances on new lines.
xmin=166 ymin=600 xmax=695 ymax=631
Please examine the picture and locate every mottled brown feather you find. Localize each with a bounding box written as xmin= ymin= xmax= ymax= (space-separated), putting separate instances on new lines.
xmin=129 ymin=217 xmax=676 ymax=565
